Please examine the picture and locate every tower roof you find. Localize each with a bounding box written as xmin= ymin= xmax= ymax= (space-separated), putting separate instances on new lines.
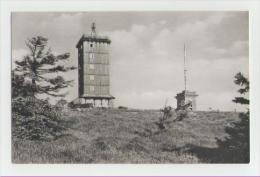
xmin=76 ymin=23 xmax=111 ymax=48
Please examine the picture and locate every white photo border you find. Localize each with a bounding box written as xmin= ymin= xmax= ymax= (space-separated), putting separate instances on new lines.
xmin=1 ymin=0 xmax=260 ymax=176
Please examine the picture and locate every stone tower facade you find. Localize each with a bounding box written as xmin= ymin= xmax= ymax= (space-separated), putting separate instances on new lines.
xmin=75 ymin=23 xmax=115 ymax=107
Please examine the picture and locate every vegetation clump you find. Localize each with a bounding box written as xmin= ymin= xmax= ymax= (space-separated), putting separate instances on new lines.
xmin=12 ymin=96 xmax=65 ymax=141
xmin=158 ymin=106 xmax=173 ymax=129
xmin=176 ymin=110 xmax=188 ymax=121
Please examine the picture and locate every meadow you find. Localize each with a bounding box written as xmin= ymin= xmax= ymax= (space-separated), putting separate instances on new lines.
xmin=12 ymin=109 xmax=249 ymax=163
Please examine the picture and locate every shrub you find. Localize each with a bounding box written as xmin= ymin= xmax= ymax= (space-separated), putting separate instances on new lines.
xmin=12 ymin=96 xmax=62 ymax=119
xmin=118 ymin=106 xmax=128 ymax=110
xmin=158 ymin=106 xmax=173 ymax=129
xmin=176 ymin=110 xmax=188 ymax=121
xmin=12 ymin=96 xmax=65 ymax=141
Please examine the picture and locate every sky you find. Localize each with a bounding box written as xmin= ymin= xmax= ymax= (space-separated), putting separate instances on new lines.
xmin=12 ymin=12 xmax=249 ymax=111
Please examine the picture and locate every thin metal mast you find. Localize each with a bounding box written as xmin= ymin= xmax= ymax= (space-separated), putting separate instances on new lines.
xmin=91 ymin=22 xmax=96 ymax=36
xmin=184 ymin=44 xmax=187 ymax=92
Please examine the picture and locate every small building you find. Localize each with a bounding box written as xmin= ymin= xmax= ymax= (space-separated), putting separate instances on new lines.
xmin=73 ymin=23 xmax=115 ymax=108
xmin=175 ymin=90 xmax=198 ymax=111
xmin=175 ymin=45 xmax=198 ymax=111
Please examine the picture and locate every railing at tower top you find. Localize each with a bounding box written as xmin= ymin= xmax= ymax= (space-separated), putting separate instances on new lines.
xmin=83 ymin=34 xmax=110 ymax=40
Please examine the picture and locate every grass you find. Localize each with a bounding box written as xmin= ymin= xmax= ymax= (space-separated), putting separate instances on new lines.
xmin=12 ymin=109 xmax=249 ymax=163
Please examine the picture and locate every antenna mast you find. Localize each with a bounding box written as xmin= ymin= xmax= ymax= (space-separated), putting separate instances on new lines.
xmin=91 ymin=22 xmax=96 ymax=37
xmin=184 ymin=44 xmax=187 ymax=92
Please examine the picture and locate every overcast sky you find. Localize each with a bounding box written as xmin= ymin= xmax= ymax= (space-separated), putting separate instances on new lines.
xmin=12 ymin=12 xmax=249 ymax=111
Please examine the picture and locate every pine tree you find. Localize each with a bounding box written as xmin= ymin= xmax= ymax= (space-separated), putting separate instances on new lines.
xmin=13 ymin=36 xmax=76 ymax=98
xmin=232 ymin=72 xmax=249 ymax=105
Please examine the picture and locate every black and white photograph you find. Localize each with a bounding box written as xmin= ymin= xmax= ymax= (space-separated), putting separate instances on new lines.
xmin=11 ymin=11 xmax=250 ymax=164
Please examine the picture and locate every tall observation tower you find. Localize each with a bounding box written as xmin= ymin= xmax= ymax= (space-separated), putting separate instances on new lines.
xmin=175 ymin=44 xmax=198 ymax=111
xmin=74 ymin=23 xmax=115 ymax=107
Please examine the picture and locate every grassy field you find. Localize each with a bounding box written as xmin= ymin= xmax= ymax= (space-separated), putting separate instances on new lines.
xmin=12 ymin=109 xmax=249 ymax=163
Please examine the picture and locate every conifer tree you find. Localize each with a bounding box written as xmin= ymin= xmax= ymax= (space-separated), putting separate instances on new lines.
xmin=14 ymin=36 xmax=76 ymax=97
xmin=232 ymin=72 xmax=249 ymax=105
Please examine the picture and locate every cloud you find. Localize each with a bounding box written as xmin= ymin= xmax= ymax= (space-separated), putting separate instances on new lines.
xmin=108 ymin=13 xmax=248 ymax=110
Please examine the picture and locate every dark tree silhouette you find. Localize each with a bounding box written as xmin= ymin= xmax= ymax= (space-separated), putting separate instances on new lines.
xmin=174 ymin=72 xmax=250 ymax=163
xmin=232 ymin=72 xmax=249 ymax=105
xmin=13 ymin=36 xmax=76 ymax=98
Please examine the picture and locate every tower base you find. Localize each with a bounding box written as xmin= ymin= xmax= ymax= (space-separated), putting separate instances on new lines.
xmin=69 ymin=95 xmax=115 ymax=108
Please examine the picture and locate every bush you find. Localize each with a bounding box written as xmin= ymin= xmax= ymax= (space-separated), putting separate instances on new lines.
xmin=176 ymin=110 xmax=188 ymax=121
xmin=12 ymin=96 xmax=65 ymax=141
xmin=158 ymin=106 xmax=173 ymax=129
xmin=118 ymin=106 xmax=128 ymax=110
xmin=12 ymin=96 xmax=61 ymax=119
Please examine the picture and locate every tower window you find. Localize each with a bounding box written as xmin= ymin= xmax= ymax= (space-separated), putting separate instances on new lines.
xmin=90 ymin=86 xmax=95 ymax=92
xmin=90 ymin=43 xmax=93 ymax=47
xmin=90 ymin=53 xmax=94 ymax=59
xmin=90 ymin=75 xmax=94 ymax=80
xmin=89 ymin=64 xmax=94 ymax=69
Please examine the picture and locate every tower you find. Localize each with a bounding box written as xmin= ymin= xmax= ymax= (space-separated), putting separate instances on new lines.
xmin=75 ymin=23 xmax=115 ymax=108
xmin=175 ymin=44 xmax=198 ymax=111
